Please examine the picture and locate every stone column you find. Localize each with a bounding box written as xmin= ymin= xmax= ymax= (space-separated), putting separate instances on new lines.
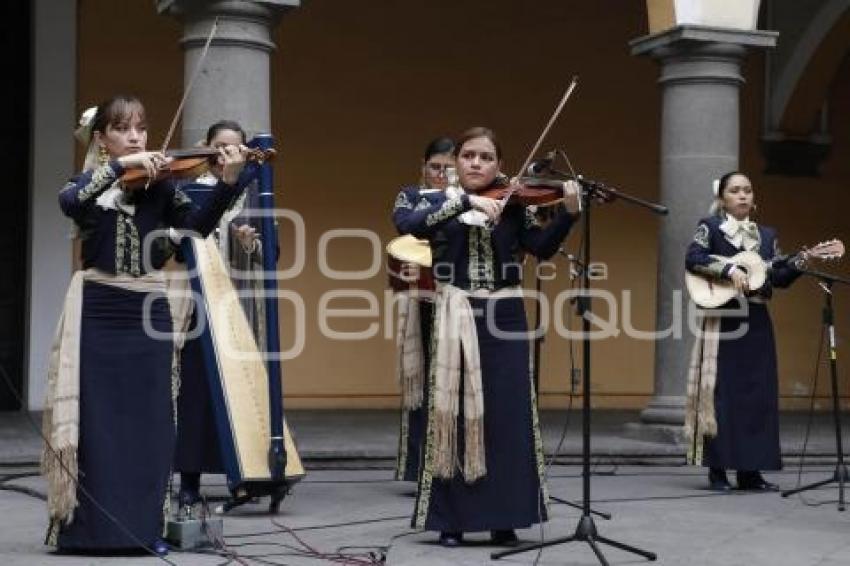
xmin=156 ymin=0 xmax=300 ymax=145
xmin=630 ymin=26 xmax=777 ymax=434
xmin=28 ymin=0 xmax=77 ymax=411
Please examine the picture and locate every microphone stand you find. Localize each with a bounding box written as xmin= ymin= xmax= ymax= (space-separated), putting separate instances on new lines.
xmin=494 ymin=174 xmax=665 ymax=564
xmin=781 ymin=268 xmax=850 ymax=511
xmin=533 ymin=209 xmax=612 ymax=522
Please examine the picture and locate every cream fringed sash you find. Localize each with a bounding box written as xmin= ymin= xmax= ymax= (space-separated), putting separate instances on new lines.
xmin=396 ymin=292 xmax=425 ymax=411
xmin=684 ymin=315 xmax=721 ymax=466
xmin=42 ymin=269 xmax=191 ymax=532
xmin=431 ymin=284 xmax=523 ymax=483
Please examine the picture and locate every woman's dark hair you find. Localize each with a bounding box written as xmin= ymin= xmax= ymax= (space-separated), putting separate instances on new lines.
xmin=423 ymin=136 xmax=455 ymax=161
xmin=205 ymin=120 xmax=247 ymax=145
xmin=454 ymin=126 xmax=502 ymax=160
xmin=717 ymin=170 xmax=744 ymax=197
xmin=91 ymin=95 xmax=145 ymax=134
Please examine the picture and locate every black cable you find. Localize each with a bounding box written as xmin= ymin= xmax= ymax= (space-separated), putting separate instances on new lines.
xmin=0 ymin=471 xmax=40 ymax=482
xmin=191 ymin=545 xmax=382 ymax=566
xmin=0 ymin=482 xmax=47 ymax=501
xmin=793 ymin=325 xmax=826 ymax=507
xmin=209 ymin=541 xmax=386 ymax=563
xmin=532 ymin=233 xmax=582 ymax=566
xmin=269 ymin=517 xmax=382 ymax=565
xmin=225 ymin=514 xmax=409 ymax=538
xmin=0 ymin=471 xmax=45 ymax=500
xmin=290 ymin=514 xmax=410 ymax=532
xmin=167 ymin=476 xmax=399 ymax=490
xmin=186 ymin=512 xmax=397 ymax=566
xmin=0 ymin=461 xmax=40 ymax=468
xmin=544 ymin=466 xmax=835 ymax=479
xmin=180 ymin=513 xmax=398 ymax=566
xmin=0 ymin=361 xmax=178 ymax=565
xmin=588 ymin=491 xmax=779 ymax=504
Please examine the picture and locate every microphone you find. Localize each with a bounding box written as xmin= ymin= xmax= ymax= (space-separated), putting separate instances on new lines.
xmin=526 ymin=150 xmax=557 ymax=175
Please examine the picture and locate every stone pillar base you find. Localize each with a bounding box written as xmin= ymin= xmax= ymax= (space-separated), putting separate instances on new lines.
xmin=639 ymin=394 xmax=686 ymax=425
xmin=620 ymin=395 xmax=687 ymax=445
xmin=622 ymin=422 xmax=685 ymax=446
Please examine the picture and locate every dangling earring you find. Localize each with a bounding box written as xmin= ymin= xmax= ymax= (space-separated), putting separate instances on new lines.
xmin=751 ymin=203 xmax=758 ymax=215
xmin=98 ymin=145 xmax=109 ymax=166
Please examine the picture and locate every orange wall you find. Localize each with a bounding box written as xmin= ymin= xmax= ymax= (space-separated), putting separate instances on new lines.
xmin=77 ymin=0 xmax=850 ymax=409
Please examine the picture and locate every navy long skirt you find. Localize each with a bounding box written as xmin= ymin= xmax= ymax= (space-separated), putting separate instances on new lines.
xmin=413 ymin=296 xmax=546 ymax=532
xmin=705 ymin=302 xmax=782 ymax=471
xmin=397 ymin=301 xmax=433 ymax=482
xmin=58 ymin=282 xmax=175 ymax=550
xmin=174 ymin=313 xmax=223 ymax=474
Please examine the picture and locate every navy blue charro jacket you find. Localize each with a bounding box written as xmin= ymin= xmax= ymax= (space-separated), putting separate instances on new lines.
xmin=685 ymin=215 xmax=801 ymax=300
xmin=392 ymin=185 xmax=577 ymax=291
xmin=59 ymin=160 xmax=250 ymax=276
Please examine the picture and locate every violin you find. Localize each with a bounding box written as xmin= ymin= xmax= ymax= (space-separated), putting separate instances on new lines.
xmin=475 ymin=173 xmax=632 ymax=208
xmin=120 ymin=146 xmax=276 ymax=190
xmin=471 ymin=176 xmax=570 ymax=207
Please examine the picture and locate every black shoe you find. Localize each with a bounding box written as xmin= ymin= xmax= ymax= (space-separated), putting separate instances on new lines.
xmin=490 ymin=529 xmax=519 ymax=546
xmin=438 ymin=531 xmax=463 ymax=547
xmin=708 ymin=468 xmax=732 ymax=492
xmin=737 ymin=471 xmax=779 ymax=491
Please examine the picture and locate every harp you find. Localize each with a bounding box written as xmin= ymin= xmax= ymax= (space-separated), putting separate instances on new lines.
xmin=180 ymin=134 xmax=303 ymax=513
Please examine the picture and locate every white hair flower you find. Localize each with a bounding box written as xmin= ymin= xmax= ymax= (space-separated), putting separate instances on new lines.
xmin=711 ymin=178 xmax=720 ymax=197
xmin=73 ymin=105 xmax=98 ymax=144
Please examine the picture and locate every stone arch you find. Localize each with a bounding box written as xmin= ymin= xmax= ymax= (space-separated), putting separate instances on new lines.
xmin=770 ymin=0 xmax=850 ymax=135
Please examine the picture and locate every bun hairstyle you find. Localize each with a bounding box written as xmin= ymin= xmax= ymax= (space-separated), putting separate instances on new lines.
xmin=90 ymin=96 xmax=145 ymax=139
xmin=78 ymin=95 xmax=146 ymax=171
xmin=709 ymin=170 xmax=743 ymax=216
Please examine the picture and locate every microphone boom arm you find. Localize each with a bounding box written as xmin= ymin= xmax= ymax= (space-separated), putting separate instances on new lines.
xmin=548 ymin=167 xmax=668 ymax=216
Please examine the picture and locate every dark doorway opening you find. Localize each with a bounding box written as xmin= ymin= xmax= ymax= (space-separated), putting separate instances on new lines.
xmin=0 ymin=2 xmax=32 ymax=410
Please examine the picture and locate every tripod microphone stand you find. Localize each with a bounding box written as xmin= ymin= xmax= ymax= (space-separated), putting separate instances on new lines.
xmin=781 ymin=269 xmax=850 ymax=511
xmin=493 ymin=176 xmax=665 ymax=564
xmin=531 ymin=249 xmax=612 ymax=522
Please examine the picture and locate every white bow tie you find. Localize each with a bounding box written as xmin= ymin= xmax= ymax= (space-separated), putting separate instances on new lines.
xmin=720 ymin=216 xmax=759 ymax=250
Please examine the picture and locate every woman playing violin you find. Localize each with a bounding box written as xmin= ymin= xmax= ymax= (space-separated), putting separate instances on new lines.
xmin=684 ymin=171 xmax=803 ymax=492
xmin=396 ymin=126 xmax=580 ymax=547
xmin=43 ymin=95 xmax=250 ymax=556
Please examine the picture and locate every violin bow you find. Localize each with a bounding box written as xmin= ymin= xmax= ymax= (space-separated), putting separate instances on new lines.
xmin=500 ymin=75 xmax=579 ymax=208
xmin=159 ymin=17 xmax=219 ymax=153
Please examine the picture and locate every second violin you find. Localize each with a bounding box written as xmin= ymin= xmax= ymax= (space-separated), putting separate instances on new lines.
xmin=120 ymin=146 xmax=275 ymax=190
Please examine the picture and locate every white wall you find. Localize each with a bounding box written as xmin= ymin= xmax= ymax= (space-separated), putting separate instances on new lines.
xmin=26 ymin=0 xmax=76 ymax=411
xmin=675 ymin=0 xmax=762 ymax=30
